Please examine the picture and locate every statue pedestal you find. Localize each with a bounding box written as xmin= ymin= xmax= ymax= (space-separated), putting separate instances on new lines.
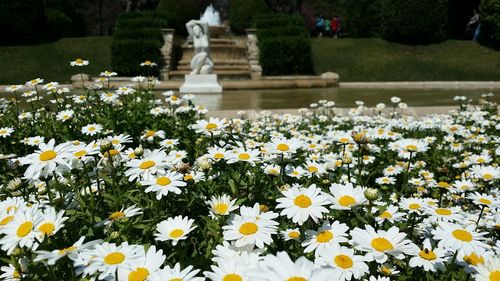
xmin=180 ymin=74 xmax=222 ymax=94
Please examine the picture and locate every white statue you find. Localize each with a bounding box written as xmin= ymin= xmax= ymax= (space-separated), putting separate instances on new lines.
xmin=186 ymin=20 xmax=214 ymax=75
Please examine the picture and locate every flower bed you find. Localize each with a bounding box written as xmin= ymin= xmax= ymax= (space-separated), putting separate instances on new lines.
xmin=0 ymin=63 xmax=499 ymax=280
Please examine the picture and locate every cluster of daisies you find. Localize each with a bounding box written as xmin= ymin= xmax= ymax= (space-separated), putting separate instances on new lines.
xmin=0 ymin=68 xmax=499 ymax=280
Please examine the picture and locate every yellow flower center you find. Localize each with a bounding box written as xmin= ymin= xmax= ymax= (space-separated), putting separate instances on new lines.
xmin=169 ymin=229 xmax=184 ymax=238
xmin=483 ymin=174 xmax=493 ymax=180
xmin=170 ymin=279 xmax=183 ymax=281
xmin=58 ymin=246 xmax=77 ymax=255
xmin=205 ymin=123 xmax=218 ymax=130
xmin=184 ymin=174 xmax=193 ymax=181
xmin=435 ymin=208 xmax=452 ymax=216
xmin=452 ymin=229 xmax=473 ymax=242
xmin=339 ymin=137 xmax=349 ymax=143
xmin=371 ymin=237 xmax=394 ymax=252
xmin=145 ymin=130 xmax=155 ymax=137
xmin=104 ymin=252 xmax=125 ymax=265
xmin=38 ymin=222 xmax=55 ymax=235
xmin=128 ymin=267 xmax=149 ymax=281
xmin=463 ymin=252 xmax=484 ymax=266
xmin=74 ymin=150 xmax=87 ymax=158
xmin=419 ymin=249 xmax=437 ymax=260
xmin=307 ymin=166 xmax=318 ymax=173
xmin=0 ymin=129 xmax=6 ymax=134
xmin=294 ymin=195 xmax=312 ymax=208
xmin=109 ymin=211 xmax=125 ymax=220
xmin=277 ymin=143 xmax=290 ymax=151
xmin=13 ymin=270 xmax=21 ymax=278
xmin=409 ymin=203 xmax=421 ymax=210
xmin=139 ymin=160 xmax=155 ymax=169
xmin=437 ymin=182 xmax=450 ymax=188
xmin=239 ymin=222 xmax=258 ymax=235
xmin=0 ymin=215 xmax=13 ymax=226
xmin=479 ymin=198 xmax=492 ymax=205
xmin=214 ymin=203 xmax=229 ymax=214
xmin=380 ymin=266 xmax=393 ymax=276
xmin=238 ymin=153 xmax=250 ymax=160
xmin=103 ymin=149 xmax=119 ymax=157
xmin=16 ymin=221 xmax=33 ymax=237
xmin=214 ymin=153 xmax=224 ymax=159
xmin=334 ymin=254 xmax=353 ymax=269
xmin=489 ymin=271 xmax=500 ymax=281
xmin=39 ymin=150 xmax=57 ymax=161
xmin=75 ymin=59 xmax=83 ymax=64
xmin=88 ymin=127 xmax=96 ymax=132
xmin=287 ymin=278 xmax=307 ymax=281
xmin=338 ymin=195 xmax=356 ymax=207
xmin=405 ymin=144 xmax=417 ymax=151
xmin=316 ymin=230 xmax=333 ymax=243
xmin=379 ymin=211 xmax=392 ymax=219
xmin=156 ymin=177 xmax=171 ymax=186
xmin=222 ymin=274 xmax=242 ymax=281
xmin=288 ymin=231 xmax=300 ymax=239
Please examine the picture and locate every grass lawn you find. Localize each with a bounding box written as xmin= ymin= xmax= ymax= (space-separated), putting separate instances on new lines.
xmin=311 ymin=38 xmax=500 ymax=82
xmin=0 ymin=37 xmax=112 ymax=84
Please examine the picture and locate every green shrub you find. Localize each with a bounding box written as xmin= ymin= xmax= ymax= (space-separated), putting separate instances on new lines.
xmin=229 ymin=0 xmax=271 ymax=34
xmin=111 ymin=38 xmax=164 ymax=77
xmin=339 ymin=0 xmax=382 ymax=37
xmin=380 ymin=0 xmax=449 ymax=44
xmin=157 ymin=0 xmax=198 ymax=35
xmin=480 ymin=0 xmax=500 ymax=47
xmin=257 ymin=26 xmax=309 ymax=39
xmin=113 ymin=28 xmax=164 ymax=42
xmin=45 ymin=8 xmax=72 ymax=40
xmin=0 ymin=0 xmax=45 ymax=45
xmin=254 ymin=14 xmax=304 ymax=30
xmin=259 ymin=35 xmax=314 ymax=75
xmin=111 ymin=12 xmax=167 ymax=76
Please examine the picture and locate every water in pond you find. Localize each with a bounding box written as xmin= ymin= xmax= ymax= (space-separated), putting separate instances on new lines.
xmin=189 ymin=88 xmax=499 ymax=110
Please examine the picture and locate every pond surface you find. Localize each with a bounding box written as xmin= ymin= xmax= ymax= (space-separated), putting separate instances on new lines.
xmin=190 ymin=88 xmax=499 ymax=110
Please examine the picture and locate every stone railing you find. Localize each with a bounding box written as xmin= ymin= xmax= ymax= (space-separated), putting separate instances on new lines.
xmin=246 ymin=29 xmax=262 ymax=80
xmin=160 ymin=28 xmax=175 ymax=80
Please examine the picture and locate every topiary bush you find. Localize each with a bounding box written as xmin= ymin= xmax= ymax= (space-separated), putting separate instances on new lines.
xmin=255 ymin=14 xmax=314 ymax=75
xmin=480 ymin=0 xmax=500 ymax=48
xmin=111 ymin=12 xmax=167 ymax=77
xmin=259 ymin=35 xmax=314 ymax=75
xmin=229 ymin=0 xmax=271 ymax=34
xmin=157 ymin=0 xmax=199 ymax=35
xmin=380 ymin=0 xmax=449 ymax=44
xmin=0 ymin=0 xmax=45 ymax=45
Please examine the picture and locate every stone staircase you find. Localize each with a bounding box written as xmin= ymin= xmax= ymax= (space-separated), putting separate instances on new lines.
xmin=169 ymin=28 xmax=253 ymax=80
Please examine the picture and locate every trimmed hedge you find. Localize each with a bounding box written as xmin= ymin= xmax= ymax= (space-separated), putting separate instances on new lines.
xmin=380 ymin=0 xmax=449 ymax=44
xmin=259 ymin=35 xmax=314 ymax=75
xmin=157 ymin=0 xmax=198 ymax=36
xmin=253 ymin=14 xmax=304 ymax=30
xmin=229 ymin=0 xmax=271 ymax=34
xmin=480 ymin=0 xmax=500 ymax=47
xmin=255 ymin=14 xmax=314 ymax=75
xmin=111 ymin=12 xmax=167 ymax=77
xmin=257 ymin=26 xmax=309 ymax=39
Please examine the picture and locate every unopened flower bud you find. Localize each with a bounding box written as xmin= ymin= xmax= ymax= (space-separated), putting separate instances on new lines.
xmin=99 ymin=140 xmax=113 ymax=153
xmin=352 ymin=130 xmax=370 ymax=144
xmin=259 ymin=204 xmax=269 ymax=213
xmin=364 ymin=188 xmax=379 ymax=201
xmin=342 ymin=156 xmax=352 ymax=165
xmin=11 ymin=247 xmax=22 ymax=256
xmin=198 ymin=157 xmax=212 ymax=170
xmin=110 ymin=231 xmax=120 ymax=240
xmin=134 ymin=145 xmax=144 ymax=157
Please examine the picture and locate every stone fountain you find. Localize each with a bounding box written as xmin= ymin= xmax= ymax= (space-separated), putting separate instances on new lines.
xmin=173 ymin=5 xmax=255 ymax=83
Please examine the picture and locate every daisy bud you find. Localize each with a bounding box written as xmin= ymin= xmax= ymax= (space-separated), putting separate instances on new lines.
xmin=134 ymin=145 xmax=144 ymax=157
xmin=110 ymin=231 xmax=120 ymax=240
xmin=198 ymin=157 xmax=212 ymax=170
xmin=11 ymin=247 xmax=22 ymax=256
xmin=99 ymin=140 xmax=113 ymax=153
xmin=259 ymin=204 xmax=269 ymax=213
xmin=352 ymin=130 xmax=369 ymax=144
xmin=342 ymin=156 xmax=352 ymax=164
xmin=364 ymin=188 xmax=379 ymax=201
